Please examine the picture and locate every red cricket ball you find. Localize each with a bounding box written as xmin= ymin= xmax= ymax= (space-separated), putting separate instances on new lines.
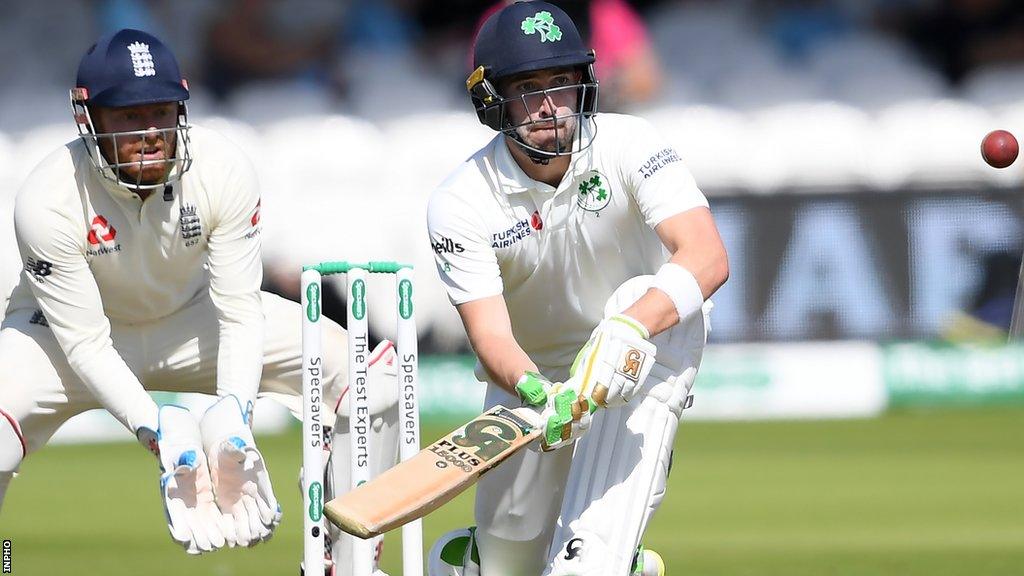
xmin=981 ymin=130 xmax=1019 ymax=169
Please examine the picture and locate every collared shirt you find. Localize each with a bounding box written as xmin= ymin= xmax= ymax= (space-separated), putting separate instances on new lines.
xmin=427 ymin=113 xmax=708 ymax=378
xmin=7 ymin=125 xmax=264 ymax=432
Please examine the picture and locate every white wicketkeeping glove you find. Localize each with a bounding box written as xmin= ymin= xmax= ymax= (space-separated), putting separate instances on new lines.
xmin=137 ymin=405 xmax=226 ymax=555
xmin=200 ymin=395 xmax=282 ymax=547
xmin=571 ymin=313 xmax=658 ymax=407
xmin=516 ymin=371 xmax=596 ymax=452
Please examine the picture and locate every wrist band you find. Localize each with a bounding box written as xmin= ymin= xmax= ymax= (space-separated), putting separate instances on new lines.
xmin=651 ymin=262 xmax=704 ymax=322
xmin=609 ymin=313 xmax=650 ymax=339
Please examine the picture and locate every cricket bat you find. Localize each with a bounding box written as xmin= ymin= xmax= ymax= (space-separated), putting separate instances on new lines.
xmin=1009 ymin=255 xmax=1024 ymax=341
xmin=323 ymin=405 xmax=543 ymax=539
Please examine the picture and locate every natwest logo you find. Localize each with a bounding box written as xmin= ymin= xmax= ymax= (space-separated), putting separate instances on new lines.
xmin=87 ymin=215 xmax=116 ymax=245
xmin=251 ymin=199 xmax=261 ymax=226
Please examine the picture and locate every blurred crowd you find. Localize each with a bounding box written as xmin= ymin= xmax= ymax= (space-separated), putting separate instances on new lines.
xmin=2 ymin=0 xmax=1024 ymax=130
xmin=2 ymin=0 xmax=1023 ymax=345
xmin=96 ymin=0 xmax=668 ymax=109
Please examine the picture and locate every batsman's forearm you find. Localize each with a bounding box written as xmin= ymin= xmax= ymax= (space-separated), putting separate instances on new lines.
xmin=622 ymin=287 xmax=679 ymax=338
xmin=468 ymin=333 xmax=538 ymax=396
xmin=670 ymin=248 xmax=729 ymax=301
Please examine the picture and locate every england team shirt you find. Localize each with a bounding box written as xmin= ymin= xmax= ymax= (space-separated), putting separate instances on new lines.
xmin=7 ymin=125 xmax=264 ymax=432
xmin=427 ymin=113 xmax=709 ymax=379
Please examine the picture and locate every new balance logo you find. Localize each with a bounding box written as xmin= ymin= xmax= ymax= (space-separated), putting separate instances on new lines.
xmin=87 ymin=215 xmax=116 ymax=245
xmin=24 ymin=258 xmax=53 ymax=282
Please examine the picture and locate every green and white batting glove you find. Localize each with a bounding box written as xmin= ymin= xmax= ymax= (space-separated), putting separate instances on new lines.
xmin=516 ymin=371 xmax=597 ymax=452
xmin=571 ymin=313 xmax=658 ymax=408
xmin=200 ymin=395 xmax=282 ymax=548
xmin=137 ymin=405 xmax=226 ymax=555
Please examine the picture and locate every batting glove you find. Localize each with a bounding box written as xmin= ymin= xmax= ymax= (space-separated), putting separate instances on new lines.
xmin=571 ymin=314 xmax=658 ymax=407
xmin=137 ymin=405 xmax=226 ymax=555
xmin=200 ymin=395 xmax=282 ymax=548
xmin=516 ymin=371 xmax=596 ymax=452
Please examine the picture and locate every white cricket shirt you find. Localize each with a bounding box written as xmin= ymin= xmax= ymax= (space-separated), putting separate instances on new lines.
xmin=427 ymin=113 xmax=708 ymax=378
xmin=7 ymin=125 xmax=264 ymax=433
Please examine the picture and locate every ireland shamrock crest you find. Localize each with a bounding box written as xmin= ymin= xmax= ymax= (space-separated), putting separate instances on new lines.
xmin=521 ymin=11 xmax=563 ymax=42
xmin=577 ymin=171 xmax=612 ymax=212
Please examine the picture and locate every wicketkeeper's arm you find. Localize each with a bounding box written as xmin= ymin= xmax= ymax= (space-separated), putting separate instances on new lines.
xmin=14 ymin=198 xmax=158 ymax=434
xmin=206 ymin=152 xmax=264 ymax=408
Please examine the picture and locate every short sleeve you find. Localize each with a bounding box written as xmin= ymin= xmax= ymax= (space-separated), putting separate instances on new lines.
xmin=426 ymin=188 xmax=503 ymax=305
xmin=616 ymin=116 xmax=709 ymax=229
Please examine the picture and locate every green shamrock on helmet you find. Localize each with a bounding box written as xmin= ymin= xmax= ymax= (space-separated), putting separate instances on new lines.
xmin=521 ymin=11 xmax=563 ymax=42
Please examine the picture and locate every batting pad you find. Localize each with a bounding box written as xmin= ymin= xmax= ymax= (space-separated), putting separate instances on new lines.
xmin=427 ymin=527 xmax=481 ymax=576
xmin=543 ymin=274 xmax=711 ymax=576
xmin=544 ymin=388 xmax=678 ymax=576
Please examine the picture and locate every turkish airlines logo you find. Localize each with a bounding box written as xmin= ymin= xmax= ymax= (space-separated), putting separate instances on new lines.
xmin=87 ymin=216 xmax=116 ymax=245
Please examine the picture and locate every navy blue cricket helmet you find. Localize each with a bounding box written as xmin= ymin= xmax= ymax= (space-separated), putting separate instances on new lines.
xmin=467 ymin=1 xmax=599 ymax=160
xmin=70 ymin=29 xmax=193 ymax=190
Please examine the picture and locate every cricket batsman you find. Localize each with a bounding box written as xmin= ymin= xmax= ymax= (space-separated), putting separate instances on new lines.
xmin=0 ymin=29 xmax=400 ymax=571
xmin=425 ymin=2 xmax=729 ymax=575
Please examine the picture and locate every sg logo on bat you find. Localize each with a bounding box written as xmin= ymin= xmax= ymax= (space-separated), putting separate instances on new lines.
xmin=431 ymin=407 xmax=535 ymax=472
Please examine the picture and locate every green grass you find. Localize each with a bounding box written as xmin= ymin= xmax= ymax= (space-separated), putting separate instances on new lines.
xmin=3 ymin=407 xmax=1023 ymax=575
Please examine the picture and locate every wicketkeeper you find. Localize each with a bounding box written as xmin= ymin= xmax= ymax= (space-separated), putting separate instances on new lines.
xmin=425 ymin=2 xmax=729 ymax=575
xmin=0 ymin=29 xmax=400 ymax=572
